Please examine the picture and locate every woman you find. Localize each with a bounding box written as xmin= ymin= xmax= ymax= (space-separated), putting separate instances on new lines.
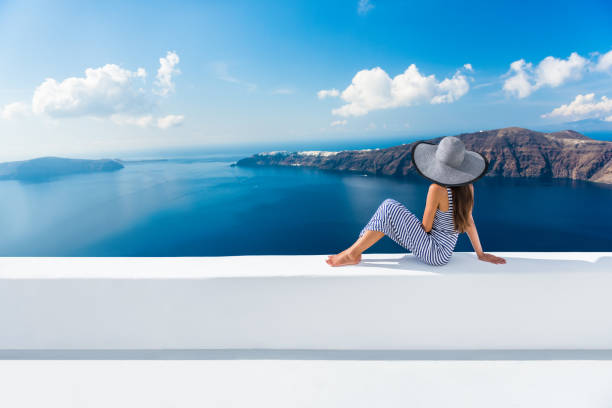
xmin=326 ymin=136 xmax=506 ymax=267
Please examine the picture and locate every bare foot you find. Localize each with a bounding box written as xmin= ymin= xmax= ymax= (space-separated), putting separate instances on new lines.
xmin=326 ymin=250 xmax=362 ymax=267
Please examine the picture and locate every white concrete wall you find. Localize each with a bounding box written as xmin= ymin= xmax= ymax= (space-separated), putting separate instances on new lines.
xmin=0 ymin=252 xmax=611 ymax=350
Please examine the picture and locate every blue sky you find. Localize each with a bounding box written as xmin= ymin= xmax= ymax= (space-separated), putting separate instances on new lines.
xmin=0 ymin=0 xmax=611 ymax=160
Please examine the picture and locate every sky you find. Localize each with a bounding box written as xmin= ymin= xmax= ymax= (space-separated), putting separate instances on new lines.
xmin=0 ymin=0 xmax=611 ymax=160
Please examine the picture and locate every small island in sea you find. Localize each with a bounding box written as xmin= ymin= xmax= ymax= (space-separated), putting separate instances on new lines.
xmin=236 ymin=127 xmax=612 ymax=185
xmin=0 ymin=157 xmax=124 ymax=181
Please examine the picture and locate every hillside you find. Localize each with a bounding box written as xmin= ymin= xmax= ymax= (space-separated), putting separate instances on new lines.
xmin=0 ymin=157 xmax=124 ymax=181
xmin=236 ymin=127 xmax=612 ymax=184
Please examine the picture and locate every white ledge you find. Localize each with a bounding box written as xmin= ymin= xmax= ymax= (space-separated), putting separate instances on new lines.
xmin=1 ymin=252 xmax=611 ymax=350
xmin=1 ymin=252 xmax=610 ymax=278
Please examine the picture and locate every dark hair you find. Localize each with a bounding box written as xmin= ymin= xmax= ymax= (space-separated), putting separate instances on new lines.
xmin=450 ymin=185 xmax=473 ymax=233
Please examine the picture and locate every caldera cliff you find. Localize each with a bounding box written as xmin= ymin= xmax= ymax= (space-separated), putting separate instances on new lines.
xmin=235 ymin=127 xmax=612 ymax=185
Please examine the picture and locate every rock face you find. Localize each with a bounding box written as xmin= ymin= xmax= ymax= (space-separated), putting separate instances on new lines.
xmin=236 ymin=127 xmax=612 ymax=184
xmin=0 ymin=157 xmax=124 ymax=181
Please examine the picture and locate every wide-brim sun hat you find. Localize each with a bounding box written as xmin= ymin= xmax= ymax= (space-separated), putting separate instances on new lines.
xmin=411 ymin=136 xmax=489 ymax=187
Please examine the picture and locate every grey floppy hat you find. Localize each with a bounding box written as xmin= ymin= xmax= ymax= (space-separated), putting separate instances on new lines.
xmin=411 ymin=136 xmax=489 ymax=187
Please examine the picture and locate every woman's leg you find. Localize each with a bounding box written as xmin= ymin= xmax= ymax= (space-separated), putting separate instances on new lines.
xmin=327 ymin=198 xmax=431 ymax=267
xmin=326 ymin=229 xmax=384 ymax=266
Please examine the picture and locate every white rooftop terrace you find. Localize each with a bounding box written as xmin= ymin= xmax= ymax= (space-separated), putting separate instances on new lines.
xmin=1 ymin=252 xmax=611 ymax=407
xmin=1 ymin=360 xmax=612 ymax=408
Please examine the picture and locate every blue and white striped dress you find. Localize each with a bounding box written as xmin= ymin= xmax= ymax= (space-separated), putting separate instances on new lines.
xmin=358 ymin=187 xmax=459 ymax=266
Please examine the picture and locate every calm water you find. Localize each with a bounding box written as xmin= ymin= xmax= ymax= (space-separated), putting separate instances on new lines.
xmin=0 ymin=153 xmax=610 ymax=256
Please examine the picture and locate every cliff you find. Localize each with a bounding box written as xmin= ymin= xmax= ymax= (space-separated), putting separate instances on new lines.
xmin=0 ymin=157 xmax=124 ymax=181
xmin=235 ymin=127 xmax=612 ymax=184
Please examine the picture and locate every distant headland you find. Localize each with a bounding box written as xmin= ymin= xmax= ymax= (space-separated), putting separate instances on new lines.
xmin=235 ymin=127 xmax=612 ymax=185
xmin=0 ymin=157 xmax=124 ymax=181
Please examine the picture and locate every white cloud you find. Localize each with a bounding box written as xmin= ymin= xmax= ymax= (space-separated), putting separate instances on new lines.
xmin=155 ymin=51 xmax=180 ymax=96
xmin=272 ymin=87 xmax=294 ymax=95
xmin=330 ymin=119 xmax=347 ymax=126
xmin=317 ymin=88 xmax=340 ymax=99
xmin=111 ymin=113 xmax=184 ymax=129
xmin=503 ymin=59 xmax=533 ymax=98
xmin=1 ymin=101 xmax=30 ymax=120
xmin=111 ymin=114 xmax=154 ymax=127
xmin=213 ymin=62 xmax=256 ymax=91
xmin=10 ymin=52 xmax=184 ymax=129
xmin=535 ymin=53 xmax=587 ymax=87
xmin=503 ymin=52 xmax=588 ymax=98
xmin=594 ymin=49 xmax=612 ymax=72
xmin=463 ymin=63 xmax=473 ymax=72
xmin=542 ymin=93 xmax=612 ymax=121
xmin=357 ymin=0 xmax=374 ymax=15
xmin=32 ymin=63 xmax=149 ymax=117
xmin=213 ymin=62 xmax=239 ymax=83
xmin=431 ymin=72 xmax=470 ymax=104
xmin=327 ymin=64 xmax=470 ymax=117
xmin=472 ymin=81 xmax=496 ymax=90
xmin=157 ymin=114 xmax=184 ymax=129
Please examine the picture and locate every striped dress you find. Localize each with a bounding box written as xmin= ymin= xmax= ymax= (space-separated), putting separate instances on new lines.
xmin=358 ymin=187 xmax=459 ymax=266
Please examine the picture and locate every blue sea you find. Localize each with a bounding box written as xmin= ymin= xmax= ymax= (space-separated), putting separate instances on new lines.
xmin=0 ymin=143 xmax=611 ymax=256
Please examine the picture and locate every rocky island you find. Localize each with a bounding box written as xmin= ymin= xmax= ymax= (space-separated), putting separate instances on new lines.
xmin=0 ymin=157 xmax=124 ymax=181
xmin=235 ymin=127 xmax=612 ymax=185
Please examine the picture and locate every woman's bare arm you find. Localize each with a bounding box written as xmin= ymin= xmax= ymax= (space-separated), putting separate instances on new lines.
xmin=421 ymin=184 xmax=440 ymax=233
xmin=465 ymin=213 xmax=483 ymax=255
xmin=466 ymin=185 xmax=506 ymax=264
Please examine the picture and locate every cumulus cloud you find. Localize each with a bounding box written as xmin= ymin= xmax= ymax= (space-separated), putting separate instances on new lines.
xmin=503 ymin=59 xmax=533 ymax=98
xmin=155 ymin=51 xmax=180 ymax=96
xmin=32 ymin=63 xmax=149 ymax=117
xmin=542 ymin=93 xmax=612 ymax=122
xmin=327 ymin=64 xmax=470 ymax=117
xmin=157 ymin=114 xmax=184 ymax=129
xmin=317 ymin=88 xmax=340 ymax=99
xmin=330 ymin=119 xmax=347 ymax=126
xmin=535 ymin=53 xmax=588 ymax=87
xmin=594 ymin=49 xmax=612 ymax=72
xmin=503 ymin=52 xmax=588 ymax=98
xmin=1 ymin=102 xmax=30 ymax=120
xmin=357 ymin=0 xmax=374 ymax=15
xmin=3 ymin=52 xmax=184 ymax=129
xmin=463 ymin=63 xmax=473 ymax=72
xmin=431 ymin=72 xmax=470 ymax=104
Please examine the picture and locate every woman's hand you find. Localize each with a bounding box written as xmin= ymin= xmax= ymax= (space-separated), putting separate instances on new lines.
xmin=477 ymin=252 xmax=506 ymax=264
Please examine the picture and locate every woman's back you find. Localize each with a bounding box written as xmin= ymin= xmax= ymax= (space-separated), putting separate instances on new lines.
xmin=431 ymin=186 xmax=459 ymax=237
